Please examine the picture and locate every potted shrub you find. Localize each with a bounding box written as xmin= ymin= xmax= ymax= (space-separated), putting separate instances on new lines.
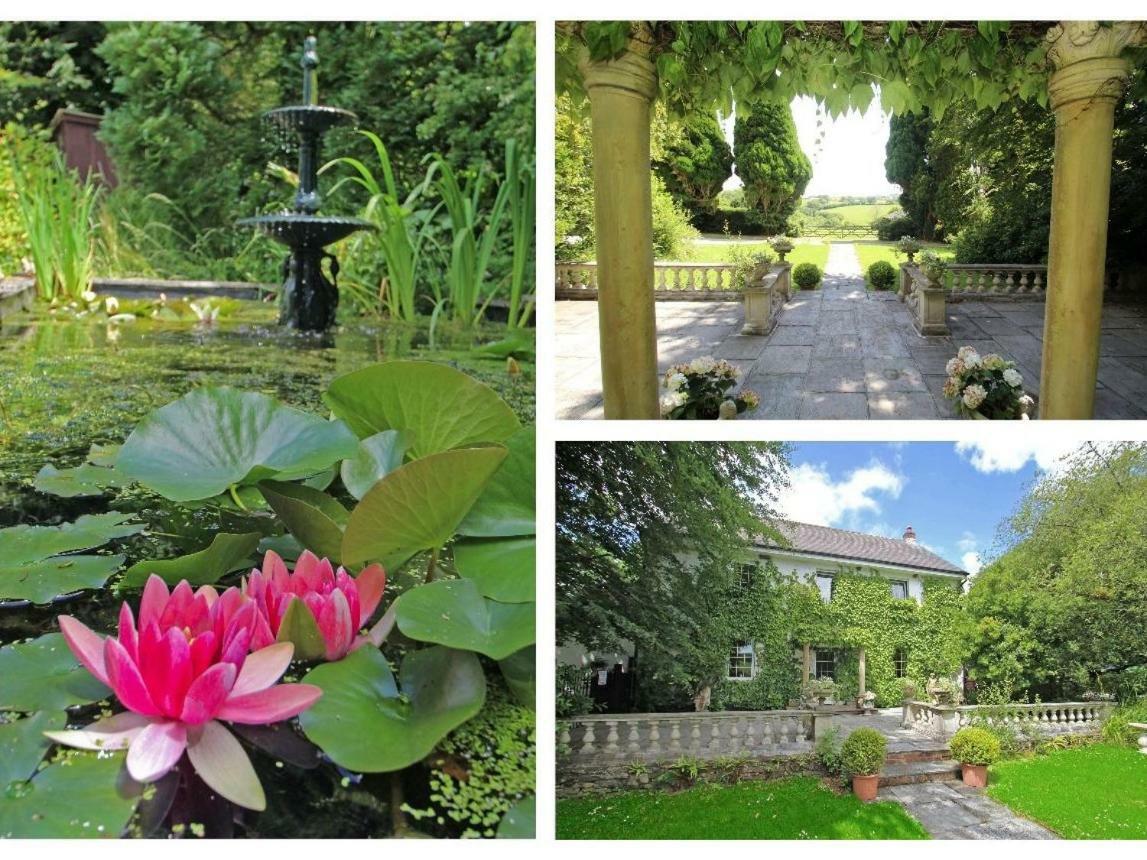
xmin=840 ymin=727 xmax=887 ymax=802
xmin=661 ymin=357 xmax=760 ymax=420
xmin=792 ymin=262 xmax=822 ymax=290
xmin=949 ymin=727 xmax=1001 ymax=788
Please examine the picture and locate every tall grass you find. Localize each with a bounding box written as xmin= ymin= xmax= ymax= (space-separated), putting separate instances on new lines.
xmin=333 ymin=131 xmax=438 ymax=322
xmin=8 ymin=140 xmax=101 ymax=302
xmin=503 ymin=139 xmax=535 ymax=329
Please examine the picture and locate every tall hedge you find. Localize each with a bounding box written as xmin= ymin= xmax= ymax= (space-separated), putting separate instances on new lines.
xmin=732 ymin=103 xmax=811 ymax=229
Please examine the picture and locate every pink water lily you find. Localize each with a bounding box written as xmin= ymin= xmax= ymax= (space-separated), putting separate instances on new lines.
xmin=245 ymin=550 xmax=386 ymax=661
xmin=45 ymin=575 xmax=322 ymax=811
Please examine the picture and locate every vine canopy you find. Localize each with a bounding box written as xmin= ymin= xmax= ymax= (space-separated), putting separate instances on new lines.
xmin=558 ymin=21 xmax=1147 ymax=120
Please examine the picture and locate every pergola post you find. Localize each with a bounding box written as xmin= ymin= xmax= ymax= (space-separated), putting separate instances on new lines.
xmin=579 ymin=31 xmax=660 ymax=419
xmin=1040 ymin=22 xmax=1145 ymax=419
xmin=858 ymin=647 xmax=866 ymax=699
xmin=802 ymin=643 xmax=811 ymax=682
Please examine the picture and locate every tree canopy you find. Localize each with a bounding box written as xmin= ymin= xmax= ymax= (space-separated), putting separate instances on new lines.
xmin=556 ymin=442 xmax=789 ymax=707
xmin=733 ymin=103 xmax=810 ymax=228
xmin=884 ymin=111 xmax=938 ymax=240
xmin=652 ymin=108 xmax=733 ymax=215
xmin=965 ymin=443 xmax=1147 ymax=702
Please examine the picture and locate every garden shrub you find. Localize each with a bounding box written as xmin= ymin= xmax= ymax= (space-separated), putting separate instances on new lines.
xmin=792 ymin=262 xmax=822 ymax=289
xmin=711 ymin=755 xmax=753 ymax=784
xmin=840 ymin=728 xmax=886 ymax=776
xmin=815 ymin=726 xmax=843 ymax=776
xmin=874 ymin=213 xmax=916 ymax=241
xmin=405 ymin=685 xmax=535 ymax=838
xmin=650 ymin=174 xmax=699 ymax=260
xmin=949 ymin=727 xmax=1001 ymax=765
xmin=1100 ymin=699 xmax=1147 ymax=747
xmin=866 ymin=260 xmax=897 ymax=290
xmin=555 ymin=663 xmax=594 ymax=718
xmin=661 ymin=755 xmax=703 ymax=788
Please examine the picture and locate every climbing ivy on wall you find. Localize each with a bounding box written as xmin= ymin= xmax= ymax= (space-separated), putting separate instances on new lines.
xmin=710 ymin=566 xmax=966 ymax=711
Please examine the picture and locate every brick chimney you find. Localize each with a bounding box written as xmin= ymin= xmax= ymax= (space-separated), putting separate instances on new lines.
xmin=903 ymin=526 xmax=917 ymax=544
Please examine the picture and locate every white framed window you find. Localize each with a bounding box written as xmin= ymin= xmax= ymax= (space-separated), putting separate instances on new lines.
xmin=890 ymin=580 xmax=909 ymax=600
xmin=894 ymin=648 xmax=908 ymax=678
xmin=814 ymin=649 xmax=836 ymax=680
xmin=736 ymin=562 xmax=758 ymax=590
xmin=815 ymin=571 xmax=835 ymax=602
xmin=728 ymin=642 xmax=755 ymax=680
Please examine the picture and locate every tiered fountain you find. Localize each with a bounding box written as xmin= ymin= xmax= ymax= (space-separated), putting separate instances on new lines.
xmin=239 ymin=36 xmax=374 ymax=331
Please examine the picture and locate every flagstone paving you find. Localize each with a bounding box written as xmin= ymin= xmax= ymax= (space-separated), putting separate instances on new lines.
xmin=878 ymin=781 xmax=1059 ymax=840
xmin=555 ymin=244 xmax=1147 ymax=419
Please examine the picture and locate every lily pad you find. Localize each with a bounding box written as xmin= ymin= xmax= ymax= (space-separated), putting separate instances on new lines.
xmin=457 ymin=427 xmax=535 ymax=537
xmin=119 ymin=532 xmax=262 ymax=588
xmin=498 ymin=646 xmax=536 ymax=709
xmin=395 ymin=579 xmax=535 ymax=660
xmin=0 ymin=752 xmax=138 ymax=838
xmin=0 ymin=712 xmax=67 ymax=786
xmin=474 ymin=331 xmax=536 ymax=360
xmin=496 ymin=796 xmax=536 ymax=838
xmin=259 ymin=480 xmax=349 ymax=563
xmin=0 ymin=513 xmax=142 ymax=603
xmin=454 ymin=537 xmax=535 ymax=603
xmin=323 ymin=361 xmax=520 ymax=458
xmin=117 ymin=387 xmax=359 ymax=502
xmin=34 ymin=462 xmax=125 ymax=498
xmin=300 ymin=645 xmax=485 ymax=773
xmin=340 ymin=430 xmax=409 ymax=500
xmin=0 ymin=633 xmax=110 ymax=712
xmin=341 ymin=447 xmax=507 ymax=567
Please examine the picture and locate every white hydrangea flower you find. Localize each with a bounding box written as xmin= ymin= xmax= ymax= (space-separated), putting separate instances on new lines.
xmin=961 ymin=349 xmax=982 ymax=369
xmin=666 ymin=372 xmax=687 ymax=391
xmin=945 ymin=357 xmax=962 ymax=376
xmin=1003 ymin=368 xmax=1023 ymax=388
xmin=689 ymin=356 xmax=716 ymax=375
xmin=962 ymin=384 xmax=987 ymax=410
xmin=718 ymin=400 xmax=738 ymax=420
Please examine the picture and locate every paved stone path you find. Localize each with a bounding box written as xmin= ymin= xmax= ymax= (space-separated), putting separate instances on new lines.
xmin=554 ymin=244 xmax=1147 ymax=419
xmin=878 ymin=782 xmax=1059 ymax=840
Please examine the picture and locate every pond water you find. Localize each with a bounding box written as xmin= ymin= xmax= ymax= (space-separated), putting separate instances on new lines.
xmin=0 ymin=301 xmax=536 ymax=838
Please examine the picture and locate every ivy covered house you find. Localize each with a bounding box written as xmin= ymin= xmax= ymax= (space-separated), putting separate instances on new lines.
xmin=712 ymin=521 xmax=967 ymax=712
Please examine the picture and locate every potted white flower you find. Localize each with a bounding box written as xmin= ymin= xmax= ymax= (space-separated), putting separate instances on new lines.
xmin=896 ymin=236 xmax=921 ymax=262
xmin=942 ymin=347 xmax=1034 ymax=419
xmin=661 ymin=357 xmax=760 ymax=420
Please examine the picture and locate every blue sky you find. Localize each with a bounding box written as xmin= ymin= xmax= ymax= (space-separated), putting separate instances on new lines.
xmin=777 ymin=441 xmax=1086 ymax=575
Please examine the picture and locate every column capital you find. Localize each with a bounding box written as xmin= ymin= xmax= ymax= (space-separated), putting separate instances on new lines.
xmin=1046 ymin=21 xmax=1146 ymax=110
xmin=579 ymin=27 xmax=658 ymax=103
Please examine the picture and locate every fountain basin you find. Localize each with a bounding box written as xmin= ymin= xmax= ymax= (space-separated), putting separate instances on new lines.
xmin=238 ymin=214 xmax=375 ymax=249
xmin=264 ymin=104 xmax=357 ymax=137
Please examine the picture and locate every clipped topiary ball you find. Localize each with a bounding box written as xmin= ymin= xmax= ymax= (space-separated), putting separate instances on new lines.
xmin=867 ymin=260 xmax=897 ymax=290
xmin=793 ymin=262 xmax=822 ymax=289
xmin=949 ymin=726 xmax=1002 ymax=766
xmin=840 ymin=727 xmax=887 ymax=776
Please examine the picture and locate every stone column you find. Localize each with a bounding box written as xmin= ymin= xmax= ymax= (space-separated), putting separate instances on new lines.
xmin=802 ymin=643 xmax=811 ymax=682
xmin=579 ymin=30 xmax=660 ymax=419
xmin=1040 ymin=22 xmax=1146 ymax=419
xmin=857 ymin=648 xmax=866 ymax=700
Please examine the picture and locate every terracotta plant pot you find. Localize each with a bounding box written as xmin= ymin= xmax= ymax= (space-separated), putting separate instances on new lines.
xmin=961 ymin=763 xmax=988 ymax=788
xmin=852 ymin=774 xmax=879 ymax=802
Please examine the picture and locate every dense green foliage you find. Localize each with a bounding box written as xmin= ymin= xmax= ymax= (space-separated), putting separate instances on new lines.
xmin=987 ymin=745 xmax=1147 ymax=838
xmin=732 ymin=104 xmax=810 ymax=232
xmin=652 ymin=108 xmax=733 ymax=216
xmin=556 ymin=777 xmax=929 ymax=839
xmin=949 ymin=727 xmax=1001 ymax=766
xmin=1100 ymin=700 xmax=1147 ymax=747
xmin=555 ymin=443 xmax=789 ymax=710
xmin=792 ymin=261 xmax=822 ymax=288
xmin=0 ymin=22 xmax=114 ymax=127
xmin=884 ymin=112 xmax=937 ymax=240
xmin=866 ymin=260 xmax=896 ymax=290
xmin=555 ymin=93 xmax=697 ymax=261
xmin=840 ymin=728 xmax=887 ymax=776
xmin=965 ymin=443 xmax=1147 ymax=702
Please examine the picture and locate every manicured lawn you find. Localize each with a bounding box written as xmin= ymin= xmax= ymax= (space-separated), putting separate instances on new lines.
xmin=678 ymin=238 xmax=830 ymax=271
xmin=556 ymin=776 xmax=929 ymax=840
xmin=987 ymin=745 xmax=1147 ymax=839
xmin=853 ymin=241 xmax=956 ymax=289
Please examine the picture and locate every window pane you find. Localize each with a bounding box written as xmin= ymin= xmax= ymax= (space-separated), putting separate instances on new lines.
xmin=814 ymin=650 xmax=835 ymax=679
xmin=728 ymin=642 xmax=754 ymax=679
xmin=890 ymin=580 xmax=908 ymax=599
xmin=815 ymin=573 xmax=833 ymax=602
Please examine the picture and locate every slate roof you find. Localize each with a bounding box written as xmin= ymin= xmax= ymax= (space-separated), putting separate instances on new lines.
xmin=755 ymin=521 xmax=967 ymax=576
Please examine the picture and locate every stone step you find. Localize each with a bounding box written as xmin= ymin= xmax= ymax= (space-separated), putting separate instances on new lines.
xmin=878 ymin=759 xmax=962 ymax=787
xmin=885 ymin=747 xmax=952 ymax=765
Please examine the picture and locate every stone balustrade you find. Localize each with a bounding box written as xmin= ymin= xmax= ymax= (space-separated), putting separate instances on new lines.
xmin=560 ymin=709 xmax=814 ymax=765
xmin=947 ymin=264 xmax=1047 ymax=298
xmin=903 ymin=700 xmax=1115 ymax=740
xmin=555 ymin=262 xmax=740 ymax=300
xmin=741 ymin=263 xmax=791 ymax=336
xmin=899 ymin=264 xmax=949 ymax=335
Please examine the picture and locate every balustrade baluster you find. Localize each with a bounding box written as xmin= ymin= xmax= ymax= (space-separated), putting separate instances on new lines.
xmin=648 ymin=720 xmax=662 ymax=755
xmin=627 ymin=722 xmax=641 ymax=754
xmin=559 ymin=724 xmax=571 ymax=748
xmin=709 ymin=720 xmax=722 ymax=753
xmin=581 ymin=723 xmax=596 ymax=754
xmin=669 ymin=720 xmax=682 ymax=752
xmin=728 ymin=718 xmax=741 ymax=753
xmin=744 ymin=718 xmax=756 ymax=750
xmin=689 ymin=720 xmax=702 ymax=753
xmin=605 ymin=720 xmax=620 ymax=755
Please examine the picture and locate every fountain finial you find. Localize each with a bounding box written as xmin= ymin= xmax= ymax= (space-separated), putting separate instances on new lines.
xmin=302 ymin=36 xmax=318 ymax=105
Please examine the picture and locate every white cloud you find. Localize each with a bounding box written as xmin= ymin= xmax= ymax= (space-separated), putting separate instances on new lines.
xmin=957 ymin=531 xmax=978 ymax=554
xmin=780 ymin=460 xmax=905 ymax=527
xmin=954 ymin=440 xmax=1082 ymax=474
xmin=962 ymin=552 xmax=984 ymax=575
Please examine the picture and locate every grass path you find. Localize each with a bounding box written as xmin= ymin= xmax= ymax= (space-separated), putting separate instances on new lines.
xmin=557 ymin=776 xmax=929 ymax=840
